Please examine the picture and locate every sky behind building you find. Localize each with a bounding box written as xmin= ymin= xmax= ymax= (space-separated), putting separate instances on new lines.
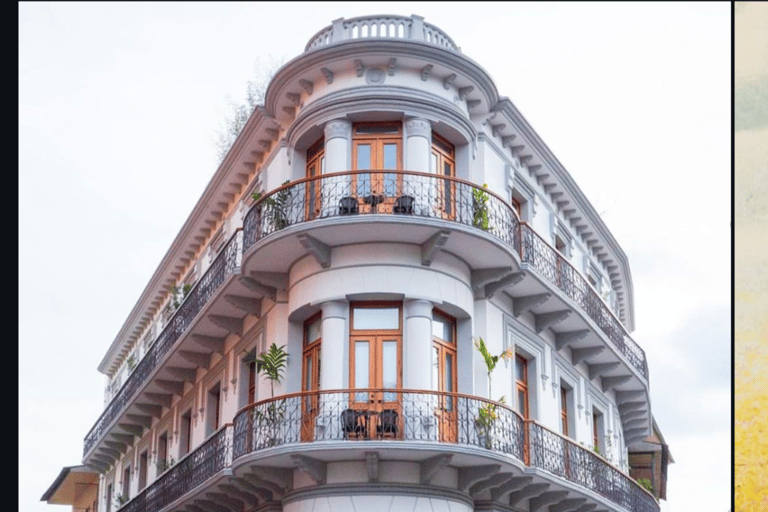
xmin=19 ymin=3 xmax=731 ymax=511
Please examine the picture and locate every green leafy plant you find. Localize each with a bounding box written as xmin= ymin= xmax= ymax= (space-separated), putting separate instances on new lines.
xmin=473 ymin=337 xmax=513 ymax=447
xmin=254 ymin=180 xmax=292 ymax=230
xmin=246 ymin=343 xmax=288 ymax=398
xmin=636 ymin=477 xmax=654 ymax=495
xmin=156 ymin=457 xmax=175 ymax=473
xmin=474 ymin=337 xmax=513 ymax=398
xmin=126 ymin=354 xmax=137 ymax=372
xmin=244 ymin=343 xmax=289 ymax=447
xmin=593 ymin=445 xmax=602 ymax=456
xmin=114 ymin=493 xmax=128 ymax=507
xmin=472 ymin=184 xmax=491 ymax=231
xmin=168 ymin=282 xmax=193 ymax=311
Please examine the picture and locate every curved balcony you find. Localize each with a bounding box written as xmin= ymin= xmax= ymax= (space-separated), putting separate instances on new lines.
xmin=110 ymin=390 xmax=659 ymax=512
xmin=242 ymin=170 xmax=647 ymax=381
xmin=242 ymin=170 xmax=521 ymax=273
xmin=84 ymin=171 xmax=652 ymax=466
xmin=83 ymin=231 xmax=243 ymax=459
xmin=305 ymin=14 xmax=459 ymax=52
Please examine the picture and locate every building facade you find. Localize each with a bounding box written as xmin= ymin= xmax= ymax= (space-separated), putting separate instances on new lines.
xmin=44 ymin=15 xmax=666 ymax=512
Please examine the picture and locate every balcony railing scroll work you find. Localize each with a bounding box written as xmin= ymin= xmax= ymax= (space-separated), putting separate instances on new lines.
xmin=90 ymin=170 xmax=658 ymax=512
xmin=243 ymin=170 xmax=648 ymax=380
xmin=113 ymin=390 xmax=657 ymax=512
xmin=83 ymin=230 xmax=243 ymax=457
xmin=117 ymin=425 xmax=233 ymax=512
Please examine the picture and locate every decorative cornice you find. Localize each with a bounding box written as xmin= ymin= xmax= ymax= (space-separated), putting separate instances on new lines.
xmin=265 ymin=39 xmax=499 ymax=119
xmin=286 ymin=85 xmax=476 ymax=150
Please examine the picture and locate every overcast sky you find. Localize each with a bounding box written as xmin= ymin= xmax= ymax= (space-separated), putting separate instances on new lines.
xmin=19 ymin=3 xmax=731 ymax=512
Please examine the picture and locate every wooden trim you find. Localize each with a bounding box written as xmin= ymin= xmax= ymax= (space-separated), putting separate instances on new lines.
xmin=515 ymin=354 xmax=529 ymax=420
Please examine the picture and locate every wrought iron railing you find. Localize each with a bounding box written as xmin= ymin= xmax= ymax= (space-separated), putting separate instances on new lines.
xmin=225 ymin=389 xmax=657 ymax=512
xmin=232 ymin=388 xmax=525 ymax=462
xmin=243 ymin=170 xmax=647 ymax=379
xmin=83 ymin=231 xmax=243 ymax=457
xmin=243 ymin=170 xmax=517 ymax=252
xmin=86 ymin=171 xmax=651 ymax=463
xmin=526 ymin=421 xmax=658 ymax=512
xmin=519 ymin=224 xmax=648 ymax=378
xmin=116 ymin=424 xmax=233 ymax=512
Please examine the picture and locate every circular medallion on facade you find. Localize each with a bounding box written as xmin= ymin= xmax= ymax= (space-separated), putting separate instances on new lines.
xmin=365 ymin=67 xmax=386 ymax=85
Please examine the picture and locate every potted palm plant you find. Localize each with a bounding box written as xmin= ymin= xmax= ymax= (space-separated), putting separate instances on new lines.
xmin=244 ymin=343 xmax=288 ymax=446
xmin=473 ymin=337 xmax=512 ymax=448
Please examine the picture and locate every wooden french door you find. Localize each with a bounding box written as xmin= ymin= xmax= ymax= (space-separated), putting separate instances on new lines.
xmin=431 ymin=133 xmax=456 ymax=219
xmin=305 ymin=138 xmax=324 ymax=220
xmin=432 ymin=309 xmax=457 ymax=442
xmin=352 ymin=123 xmax=402 ymax=213
xmin=350 ymin=335 xmax=402 ymax=437
xmin=301 ymin=314 xmax=322 ymax=441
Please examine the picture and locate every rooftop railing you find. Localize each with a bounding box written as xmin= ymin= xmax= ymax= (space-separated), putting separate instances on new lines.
xmin=305 ymin=15 xmax=459 ymax=52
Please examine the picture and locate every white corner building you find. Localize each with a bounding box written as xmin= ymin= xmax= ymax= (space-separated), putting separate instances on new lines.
xmin=43 ymin=15 xmax=667 ymax=512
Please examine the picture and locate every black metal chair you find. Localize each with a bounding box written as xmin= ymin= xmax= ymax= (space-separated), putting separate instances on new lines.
xmin=341 ymin=409 xmax=365 ymax=439
xmin=339 ymin=196 xmax=359 ymax=215
xmin=377 ymin=409 xmax=399 ymax=438
xmin=393 ymin=195 xmax=414 ymax=214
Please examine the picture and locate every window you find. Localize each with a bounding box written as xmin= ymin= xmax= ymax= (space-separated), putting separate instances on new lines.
xmin=593 ymin=408 xmax=605 ymax=454
xmin=179 ymin=409 xmax=192 ymax=457
xmin=432 ymin=309 xmax=457 ymax=442
xmin=156 ymin=431 xmax=168 ymax=472
xmin=207 ymin=383 xmax=221 ymax=435
xmin=105 ymin=483 xmax=112 ymax=512
xmin=512 ymin=197 xmax=522 ymax=217
xmin=121 ymin=466 xmax=130 ymax=501
xmin=138 ymin=450 xmax=148 ymax=490
xmin=515 ymin=354 xmax=529 ymax=419
xmin=431 ymin=132 xmax=456 ymax=218
xmin=247 ymin=357 xmax=257 ymax=405
xmin=352 ymin=123 xmax=402 ymax=211
xmin=305 ymin=137 xmax=325 ymax=219
xmin=559 ymin=381 xmax=576 ymax=438
xmin=349 ymin=302 xmax=402 ymax=403
xmin=560 ymin=386 xmax=570 ymax=437
xmin=301 ymin=313 xmax=322 ymax=441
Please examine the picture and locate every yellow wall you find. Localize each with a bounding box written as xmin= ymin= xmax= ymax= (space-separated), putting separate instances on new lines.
xmin=735 ymin=3 xmax=768 ymax=510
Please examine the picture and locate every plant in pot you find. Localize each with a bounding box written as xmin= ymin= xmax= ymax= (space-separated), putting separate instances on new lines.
xmin=472 ymin=184 xmax=491 ymax=231
xmin=253 ymin=180 xmax=292 ymax=231
xmin=473 ymin=337 xmax=513 ymax=449
xmin=243 ymin=343 xmax=288 ymax=447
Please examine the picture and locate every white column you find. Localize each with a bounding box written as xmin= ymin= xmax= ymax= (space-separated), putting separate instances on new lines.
xmin=323 ymin=119 xmax=352 ymax=215
xmin=317 ymin=300 xmax=349 ymax=440
xmin=404 ymin=118 xmax=432 ymax=215
xmin=404 ymin=298 xmax=435 ymax=440
xmin=404 ymin=117 xmax=432 ymax=173
xmin=403 ymin=299 xmax=433 ymax=391
xmin=320 ymin=300 xmax=349 ymax=390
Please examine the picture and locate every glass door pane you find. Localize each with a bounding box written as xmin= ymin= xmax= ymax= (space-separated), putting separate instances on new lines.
xmin=355 ymin=143 xmax=372 ymax=197
xmin=382 ymin=339 xmax=397 ymax=401
xmin=383 ymin=143 xmax=398 ymax=195
xmin=354 ymin=340 xmax=370 ymax=402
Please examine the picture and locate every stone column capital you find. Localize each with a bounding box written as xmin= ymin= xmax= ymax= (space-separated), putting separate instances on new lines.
xmin=321 ymin=299 xmax=349 ymax=319
xmin=404 ymin=298 xmax=434 ymax=319
xmin=324 ymin=119 xmax=351 ymax=141
xmin=405 ymin=117 xmax=432 ymax=138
